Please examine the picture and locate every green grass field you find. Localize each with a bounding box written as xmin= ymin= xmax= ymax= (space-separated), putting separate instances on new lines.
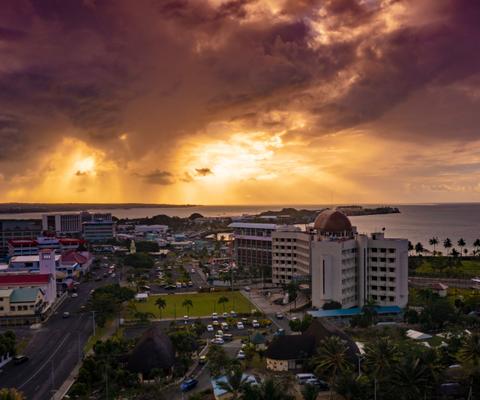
xmin=412 ymin=256 xmax=480 ymax=278
xmin=131 ymin=291 xmax=256 ymax=318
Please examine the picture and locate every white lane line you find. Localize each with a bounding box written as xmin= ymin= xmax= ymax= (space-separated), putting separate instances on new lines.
xmin=19 ymin=333 xmax=71 ymax=389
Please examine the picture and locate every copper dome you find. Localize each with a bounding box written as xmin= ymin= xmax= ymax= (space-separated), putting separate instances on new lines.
xmin=313 ymin=210 xmax=352 ymax=233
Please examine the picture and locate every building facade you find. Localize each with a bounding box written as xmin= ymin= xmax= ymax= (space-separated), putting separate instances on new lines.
xmin=0 ymin=220 xmax=42 ymax=260
xmin=42 ymin=213 xmax=83 ymax=234
xmin=229 ymin=222 xmax=276 ymax=277
xmin=83 ymin=220 xmax=116 ymax=242
xmin=272 ymin=226 xmax=312 ymax=285
xmin=311 ymin=210 xmax=408 ymax=309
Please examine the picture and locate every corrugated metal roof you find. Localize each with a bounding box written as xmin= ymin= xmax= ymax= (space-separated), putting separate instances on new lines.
xmin=228 ymin=222 xmax=277 ymax=229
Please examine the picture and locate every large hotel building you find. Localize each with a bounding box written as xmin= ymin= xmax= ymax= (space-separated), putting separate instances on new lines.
xmin=231 ymin=209 xmax=409 ymax=309
xmin=310 ymin=210 xmax=408 ymax=309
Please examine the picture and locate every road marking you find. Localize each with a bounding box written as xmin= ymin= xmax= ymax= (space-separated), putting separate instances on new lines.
xmin=19 ymin=333 xmax=71 ymax=389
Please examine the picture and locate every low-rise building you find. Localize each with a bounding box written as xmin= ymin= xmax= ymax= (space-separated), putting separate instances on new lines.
xmin=0 ymin=287 xmax=46 ymax=318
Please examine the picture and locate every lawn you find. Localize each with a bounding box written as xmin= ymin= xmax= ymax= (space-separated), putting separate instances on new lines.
xmin=411 ymin=256 xmax=480 ymax=278
xmin=131 ymin=291 xmax=256 ymax=318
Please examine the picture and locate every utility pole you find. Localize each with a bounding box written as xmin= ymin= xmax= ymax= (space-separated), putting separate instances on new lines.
xmin=91 ymin=311 xmax=96 ymax=337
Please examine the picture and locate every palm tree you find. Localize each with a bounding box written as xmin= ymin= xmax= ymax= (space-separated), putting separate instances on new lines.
xmin=458 ymin=238 xmax=466 ymax=256
xmin=393 ymin=356 xmax=430 ymax=400
xmin=429 ymin=237 xmax=439 ymax=255
xmin=0 ymin=389 xmax=24 ymax=400
xmin=182 ymin=298 xmax=193 ymax=314
xmin=155 ymin=297 xmax=166 ymax=319
xmin=255 ymin=377 xmax=294 ymax=400
xmin=218 ymin=296 xmax=229 ymax=312
xmin=443 ymin=238 xmax=452 ymax=255
xmin=408 ymin=241 xmax=414 ymax=253
xmin=473 ymin=239 xmax=480 ymax=256
xmin=414 ymin=242 xmax=424 ymax=255
xmin=451 ymin=248 xmax=460 ymax=258
xmin=457 ymin=333 xmax=480 ymax=399
xmin=313 ymin=336 xmax=352 ymax=399
xmin=216 ymin=367 xmax=252 ymax=400
xmin=364 ymin=336 xmax=398 ymax=400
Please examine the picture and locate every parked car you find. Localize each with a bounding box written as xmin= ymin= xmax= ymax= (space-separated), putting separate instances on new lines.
xmin=207 ymin=324 xmax=214 ymax=332
xmin=13 ymin=355 xmax=29 ymax=365
xmin=62 ymin=312 xmax=70 ymax=318
xmin=275 ymin=312 xmax=284 ymax=319
xmin=180 ymin=378 xmax=198 ymax=392
xmin=221 ymin=322 xmax=229 ymax=331
xmin=199 ymin=355 xmax=207 ymax=365
xmin=252 ymin=319 xmax=260 ymax=328
xmin=237 ymin=322 xmax=244 ymax=330
xmin=244 ymin=286 xmax=251 ymax=292
xmin=216 ymin=330 xmax=224 ymax=337
xmin=222 ymin=312 xmax=229 ymax=318
xmin=212 ymin=320 xmax=220 ymax=327
xmin=188 ymin=281 xmax=193 ymax=287
xmin=237 ymin=350 xmax=246 ymax=360
xmin=223 ymin=333 xmax=233 ymax=341
xmin=305 ymin=378 xmax=329 ymax=390
xmin=274 ymin=328 xmax=285 ymax=336
xmin=183 ymin=315 xmax=189 ymax=323
xmin=212 ymin=313 xmax=218 ymax=320
xmin=230 ymin=310 xmax=237 ymax=317
xmin=71 ymin=293 xmax=78 ymax=298
xmin=211 ymin=338 xmax=225 ymax=345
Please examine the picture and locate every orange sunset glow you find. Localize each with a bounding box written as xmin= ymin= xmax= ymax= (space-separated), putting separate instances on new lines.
xmin=1 ymin=0 xmax=480 ymax=204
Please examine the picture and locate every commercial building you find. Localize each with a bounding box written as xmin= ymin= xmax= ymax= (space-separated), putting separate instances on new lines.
xmin=0 ymin=220 xmax=42 ymax=259
xmin=7 ymin=237 xmax=85 ymax=257
xmin=0 ymin=288 xmax=47 ymax=318
xmin=42 ymin=212 xmax=82 ymax=234
xmin=311 ymin=210 xmax=408 ymax=309
xmin=229 ymin=222 xmax=277 ymax=277
xmin=83 ymin=219 xmax=116 ymax=242
xmin=272 ymin=226 xmax=312 ymax=285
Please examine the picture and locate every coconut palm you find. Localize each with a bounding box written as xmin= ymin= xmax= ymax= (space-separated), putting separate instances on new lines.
xmin=182 ymin=298 xmax=193 ymax=314
xmin=155 ymin=297 xmax=166 ymax=319
xmin=216 ymin=367 xmax=252 ymax=400
xmin=457 ymin=332 xmax=480 ymax=398
xmin=414 ymin=242 xmax=424 ymax=255
xmin=218 ymin=296 xmax=229 ymax=312
xmin=364 ymin=336 xmax=398 ymax=400
xmin=313 ymin=336 xmax=352 ymax=399
xmin=474 ymin=239 xmax=480 ymax=256
xmin=0 ymin=389 xmax=24 ymax=400
xmin=393 ymin=356 xmax=430 ymax=400
xmin=458 ymin=238 xmax=466 ymax=256
xmin=429 ymin=237 xmax=439 ymax=255
xmin=255 ymin=377 xmax=294 ymax=400
xmin=443 ymin=238 xmax=452 ymax=255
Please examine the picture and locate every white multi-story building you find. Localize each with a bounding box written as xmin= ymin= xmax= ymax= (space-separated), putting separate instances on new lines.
xmin=272 ymin=226 xmax=312 ymax=285
xmin=311 ymin=210 xmax=408 ymax=309
xmin=42 ymin=213 xmax=82 ymax=234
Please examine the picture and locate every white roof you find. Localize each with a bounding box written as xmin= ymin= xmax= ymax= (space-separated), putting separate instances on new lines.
xmin=10 ymin=254 xmax=61 ymax=263
xmin=0 ymin=289 xmax=13 ymax=298
xmin=135 ymin=293 xmax=149 ymax=299
xmin=355 ymin=341 xmax=366 ymax=355
xmin=228 ymin=222 xmax=277 ymax=229
xmin=406 ymin=329 xmax=432 ymax=341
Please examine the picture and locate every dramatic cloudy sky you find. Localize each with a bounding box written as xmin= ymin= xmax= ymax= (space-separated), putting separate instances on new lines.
xmin=1 ymin=0 xmax=480 ymax=204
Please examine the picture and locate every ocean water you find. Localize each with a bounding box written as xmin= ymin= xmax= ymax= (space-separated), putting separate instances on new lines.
xmin=1 ymin=203 xmax=479 ymax=252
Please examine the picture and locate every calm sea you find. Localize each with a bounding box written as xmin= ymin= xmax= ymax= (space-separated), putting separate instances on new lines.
xmin=1 ymin=203 xmax=479 ymax=251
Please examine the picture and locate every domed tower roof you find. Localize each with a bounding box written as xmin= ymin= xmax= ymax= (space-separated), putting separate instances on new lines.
xmin=313 ymin=210 xmax=352 ymax=234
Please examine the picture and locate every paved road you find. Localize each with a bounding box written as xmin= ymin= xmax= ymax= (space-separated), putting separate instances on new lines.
xmin=0 ymin=275 xmax=112 ymax=400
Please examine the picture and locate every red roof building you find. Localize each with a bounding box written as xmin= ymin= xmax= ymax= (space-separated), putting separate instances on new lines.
xmin=0 ymin=273 xmax=51 ymax=285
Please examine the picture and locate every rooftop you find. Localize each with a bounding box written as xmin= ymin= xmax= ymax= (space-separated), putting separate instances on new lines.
xmin=308 ymin=306 xmax=402 ymax=318
xmin=229 ymin=222 xmax=277 ymax=230
xmin=313 ymin=209 xmax=352 ymax=234
xmin=10 ymin=254 xmax=61 ymax=263
xmin=0 ymin=273 xmax=51 ymax=285
xmin=10 ymin=287 xmax=41 ymax=303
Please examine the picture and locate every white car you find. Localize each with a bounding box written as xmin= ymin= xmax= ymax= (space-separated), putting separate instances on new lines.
xmin=237 ymin=350 xmax=246 ymax=360
xmin=71 ymin=293 xmax=78 ymax=298
xmin=212 ymin=313 xmax=218 ymax=320
xmin=221 ymin=322 xmax=229 ymax=331
xmin=216 ymin=330 xmax=224 ymax=337
xmin=207 ymin=324 xmax=214 ymax=332
xmin=211 ymin=338 xmax=224 ymax=345
xmin=237 ymin=322 xmax=244 ymax=330
xmin=252 ymin=320 xmax=260 ymax=328
xmin=222 ymin=312 xmax=228 ymax=318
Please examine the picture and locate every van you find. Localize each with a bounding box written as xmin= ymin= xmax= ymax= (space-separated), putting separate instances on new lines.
xmin=296 ymin=373 xmax=316 ymax=384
